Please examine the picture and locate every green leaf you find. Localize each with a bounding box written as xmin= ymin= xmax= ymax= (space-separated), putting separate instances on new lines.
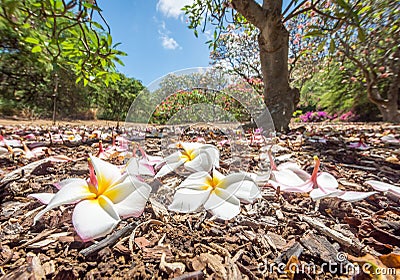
xmin=317 ymin=40 xmax=326 ymax=52
xmin=87 ymin=31 xmax=98 ymax=47
xmin=359 ymin=5 xmax=371 ymax=14
xmin=31 ymin=45 xmax=42 ymax=53
xmin=107 ymin=34 xmax=112 ymax=47
xmin=113 ymin=42 xmax=122 ymax=48
xmin=25 ymin=37 xmax=39 ymax=44
xmin=194 ymin=29 xmax=198 ymax=38
xmin=96 ymin=71 xmax=108 ymax=77
xmin=113 ymin=56 xmax=125 ymax=66
xmin=336 ymin=0 xmax=351 ymax=11
xmin=358 ymin=28 xmax=366 ymax=41
xmin=304 ymin=30 xmax=324 ymax=38
xmin=329 ymin=40 xmax=336 ymax=54
xmin=83 ymin=2 xmax=101 ymax=11
xmin=91 ymin=21 xmax=104 ymax=30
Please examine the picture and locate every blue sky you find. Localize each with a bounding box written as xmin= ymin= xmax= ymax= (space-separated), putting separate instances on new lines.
xmin=96 ymin=1 xmax=292 ymax=86
xmin=97 ymin=0 xmax=212 ymax=86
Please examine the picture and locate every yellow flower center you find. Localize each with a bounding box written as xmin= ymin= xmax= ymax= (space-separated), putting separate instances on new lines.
xmin=180 ymin=149 xmax=195 ymax=162
xmin=204 ymin=175 xmax=222 ymax=193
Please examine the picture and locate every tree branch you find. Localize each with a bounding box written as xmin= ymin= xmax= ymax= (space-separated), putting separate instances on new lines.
xmin=230 ymin=0 xmax=266 ymax=29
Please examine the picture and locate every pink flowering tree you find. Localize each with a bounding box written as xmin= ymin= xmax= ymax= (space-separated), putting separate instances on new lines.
xmin=184 ymin=0 xmax=366 ymax=131
xmin=310 ymin=0 xmax=400 ymax=121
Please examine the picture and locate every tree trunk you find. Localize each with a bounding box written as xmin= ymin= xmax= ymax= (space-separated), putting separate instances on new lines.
xmin=366 ymin=52 xmax=400 ymax=122
xmin=258 ymin=19 xmax=299 ymax=131
xmin=230 ymin=0 xmax=299 ymax=131
xmin=367 ymin=85 xmax=400 ymax=122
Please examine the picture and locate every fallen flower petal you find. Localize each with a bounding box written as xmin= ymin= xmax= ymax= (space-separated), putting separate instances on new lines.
xmin=73 ymin=196 xmax=120 ymax=241
xmin=28 ymin=193 xmax=56 ymax=204
xmin=335 ymin=191 xmax=378 ymax=202
xmin=267 ymin=150 xmax=313 ymax=192
xmin=31 ymin=155 xmax=151 ymax=241
xmin=365 ymin=180 xmax=400 ymax=196
xmin=348 ymin=141 xmax=370 ymax=150
xmin=126 ymin=145 xmax=164 ymax=177
xmin=168 ymin=170 xmax=260 ymax=220
xmin=155 ymin=142 xmax=219 ymax=178
xmin=204 ymin=188 xmax=240 ymax=220
xmin=268 ymin=153 xmax=376 ymax=202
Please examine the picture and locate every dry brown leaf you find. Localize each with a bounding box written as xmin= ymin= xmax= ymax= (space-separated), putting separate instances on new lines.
xmin=160 ymin=252 xmax=185 ymax=275
xmin=348 ymin=253 xmax=399 ymax=280
xmin=285 ymin=255 xmax=301 ymax=280
xmin=135 ymin=237 xmax=151 ymax=249
xmin=379 ymin=253 xmax=400 ymax=268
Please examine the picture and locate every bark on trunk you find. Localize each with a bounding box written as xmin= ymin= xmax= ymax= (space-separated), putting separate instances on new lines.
xmin=367 ymin=84 xmax=400 ymax=122
xmin=258 ymin=19 xmax=299 ymax=131
xmin=366 ymin=50 xmax=400 ymax=122
xmin=231 ymin=0 xmax=299 ymax=131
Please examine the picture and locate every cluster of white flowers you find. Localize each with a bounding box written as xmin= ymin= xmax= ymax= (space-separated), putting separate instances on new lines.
xmin=30 ymin=141 xmax=398 ymax=241
xmin=31 ymin=142 xmax=261 ymax=241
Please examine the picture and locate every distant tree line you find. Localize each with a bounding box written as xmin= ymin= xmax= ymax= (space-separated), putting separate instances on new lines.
xmin=0 ymin=0 xmax=142 ymax=121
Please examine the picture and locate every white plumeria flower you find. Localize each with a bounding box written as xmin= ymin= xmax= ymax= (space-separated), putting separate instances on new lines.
xmin=30 ymin=156 xmax=151 ymax=241
xmin=155 ymin=142 xmax=219 ymax=178
xmin=365 ymin=180 xmax=400 ymax=196
xmin=308 ymin=157 xmax=377 ymax=201
xmin=168 ymin=170 xmax=261 ymax=220
xmin=267 ymin=149 xmax=314 ymax=192
xmin=268 ymin=153 xmax=376 ymax=202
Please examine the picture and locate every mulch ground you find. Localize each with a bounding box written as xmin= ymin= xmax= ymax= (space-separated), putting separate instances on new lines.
xmin=0 ymin=120 xmax=399 ymax=280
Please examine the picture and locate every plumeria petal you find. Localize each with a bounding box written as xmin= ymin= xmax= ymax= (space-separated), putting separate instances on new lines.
xmin=28 ymin=193 xmax=55 ymax=204
xmin=348 ymin=142 xmax=370 ymax=150
xmin=198 ymin=144 xmax=220 ymax=168
xmin=55 ymin=178 xmax=88 ymax=190
xmin=179 ymin=171 xmax=211 ymax=190
xmin=220 ymin=173 xmax=261 ymax=203
xmin=180 ymin=142 xmax=202 ymax=152
xmin=365 ymin=180 xmax=400 ymax=195
xmin=113 ymin=178 xmax=152 ymax=218
xmin=309 ymin=188 xmax=343 ymax=200
xmin=146 ymin=155 xmax=163 ymax=165
xmin=310 ymin=188 xmax=377 ymax=202
xmin=164 ymin=151 xmax=183 ymax=164
xmin=184 ymin=152 xmax=213 ymax=172
xmin=241 ymin=172 xmax=265 ymax=183
xmin=277 ymin=162 xmax=312 ymax=181
xmin=316 ymin=172 xmax=338 ymax=191
xmin=168 ymin=188 xmax=211 ymax=213
xmin=204 ymin=188 xmax=240 ymax=220
xmin=271 ymin=169 xmax=306 ymax=186
xmin=89 ymin=155 xmax=122 ymax=193
xmin=33 ymin=179 xmax=95 ymax=224
xmin=337 ymin=191 xmax=377 ymax=202
xmin=72 ymin=196 xmax=120 ymax=241
xmin=103 ymin=177 xmax=137 ymax=204
xmin=127 ymin=157 xmax=155 ymax=176
xmin=268 ymin=179 xmax=314 ymax=193
xmin=155 ymin=158 xmax=186 ymax=178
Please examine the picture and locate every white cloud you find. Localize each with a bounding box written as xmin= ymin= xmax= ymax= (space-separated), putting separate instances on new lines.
xmin=158 ymin=20 xmax=181 ymax=50
xmin=161 ymin=35 xmax=180 ymax=50
xmin=156 ymin=0 xmax=194 ymax=18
